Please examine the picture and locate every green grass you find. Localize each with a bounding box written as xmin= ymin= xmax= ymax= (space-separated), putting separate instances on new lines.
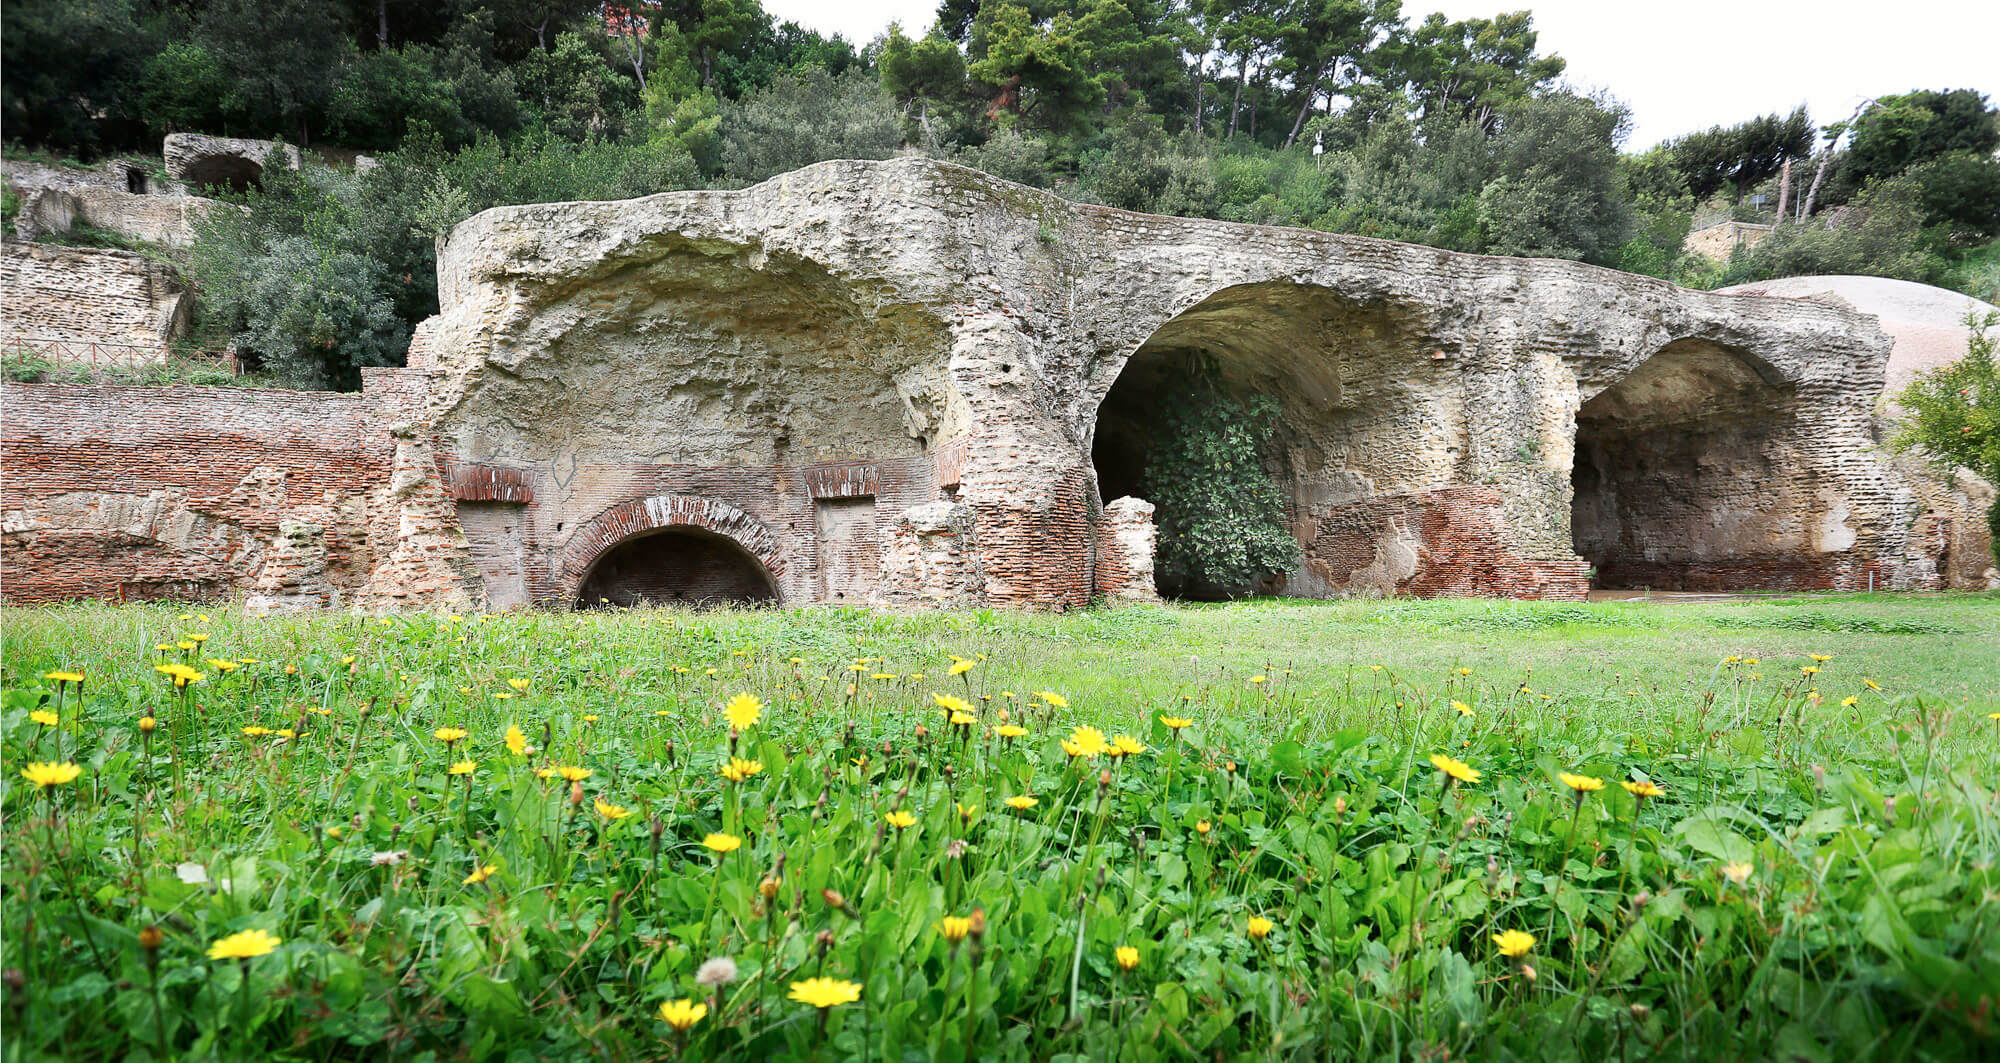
xmin=2 ymin=594 xmax=1996 ymax=1060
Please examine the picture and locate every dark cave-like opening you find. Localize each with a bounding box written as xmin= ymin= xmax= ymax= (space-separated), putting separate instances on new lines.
xmin=1571 ymin=340 xmax=1792 ymax=591
xmin=575 ymin=527 xmax=777 ymax=608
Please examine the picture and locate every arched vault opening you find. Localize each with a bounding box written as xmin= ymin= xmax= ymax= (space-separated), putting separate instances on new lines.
xmin=1091 ymin=282 xmax=1443 ymax=599
xmin=1571 ymin=339 xmax=1802 ymax=591
xmin=575 ymin=526 xmax=778 ymax=608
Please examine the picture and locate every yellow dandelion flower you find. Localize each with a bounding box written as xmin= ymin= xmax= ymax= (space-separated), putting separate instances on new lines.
xmin=884 ymin=810 xmax=918 ymax=829
xmin=702 ymin=833 xmax=743 ymax=854
xmin=949 ymin=659 xmax=976 ymax=676
xmin=463 ymin=864 xmax=498 ymax=885
xmin=206 ymin=929 xmax=281 ymax=960
xmin=1246 ymin=916 xmax=1274 ymax=939
xmin=1720 ymin=861 xmax=1754 ymax=886
xmin=240 ymin=726 xmax=273 ymax=737
xmin=505 ymin=725 xmax=529 ymax=756
xmin=719 ymin=757 xmax=764 ymax=782
xmin=1451 ymin=701 xmax=1473 ymax=717
xmin=508 ymin=678 xmax=530 ymax=692
xmin=1036 ymin=691 xmax=1070 ymax=708
xmin=1492 ymin=929 xmax=1535 ymax=957
xmin=1005 ymin=795 xmax=1039 ymax=810
xmin=1110 ymin=734 xmax=1146 ymax=756
xmin=934 ymin=693 xmax=974 ymax=716
xmin=19 ymin=761 xmax=81 ymax=787
xmin=29 ymin=710 xmax=59 ymax=727
xmin=1065 ymin=726 xmax=1108 ymax=757
xmin=1559 ymin=772 xmax=1605 ymax=793
xmin=1429 ymin=753 xmax=1480 ymax=784
xmin=724 ymin=693 xmax=763 ymax=730
xmin=1159 ymin=715 xmax=1192 ymax=729
xmin=994 ymin=724 xmax=1028 ymax=738
xmin=1115 ymin=945 xmax=1140 ymax=969
xmin=938 ymin=916 xmax=972 ymax=943
xmin=658 ymin=999 xmax=708 ymax=1031
xmin=139 ymin=716 xmax=157 ymax=733
xmin=448 ymin=760 xmax=476 ymax=776
xmin=43 ymin=670 xmax=84 ymax=684
xmin=788 ymin=977 xmax=862 ymax=1009
xmin=434 ymin=727 xmax=468 ymax=743
xmin=594 ymin=799 xmax=632 ymax=820
xmin=1841 ymin=695 xmax=1860 ymax=707
xmin=556 ymin=766 xmax=592 ymax=783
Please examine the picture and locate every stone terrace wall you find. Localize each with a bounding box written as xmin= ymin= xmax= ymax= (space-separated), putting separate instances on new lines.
xmin=1 ymin=244 xmax=188 ymax=358
xmin=0 ymin=381 xmax=479 ymax=609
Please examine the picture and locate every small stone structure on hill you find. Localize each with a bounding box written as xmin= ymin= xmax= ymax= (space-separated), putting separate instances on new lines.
xmin=1 ymin=158 xmax=1987 ymax=609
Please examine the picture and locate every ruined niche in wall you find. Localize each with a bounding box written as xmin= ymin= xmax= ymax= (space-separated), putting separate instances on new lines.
xmin=1092 ymin=282 xmax=1449 ymax=599
xmin=1572 ymin=339 xmax=1809 ymax=590
xmin=575 ymin=527 xmax=778 ymax=608
xmin=439 ymin=239 xmax=942 ymax=473
xmin=456 ymin=502 xmax=529 ymax=609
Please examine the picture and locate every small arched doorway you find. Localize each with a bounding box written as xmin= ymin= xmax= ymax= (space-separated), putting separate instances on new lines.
xmin=556 ymin=494 xmax=786 ymax=609
xmin=1571 ymin=338 xmax=1798 ymax=591
xmin=575 ymin=526 xmax=777 ymax=608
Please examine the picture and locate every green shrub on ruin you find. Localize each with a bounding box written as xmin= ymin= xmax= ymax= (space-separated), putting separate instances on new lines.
xmin=1140 ymin=366 xmax=1301 ymax=597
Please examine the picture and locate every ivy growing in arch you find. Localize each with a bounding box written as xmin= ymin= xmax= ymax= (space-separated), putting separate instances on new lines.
xmin=1138 ymin=362 xmax=1301 ymax=598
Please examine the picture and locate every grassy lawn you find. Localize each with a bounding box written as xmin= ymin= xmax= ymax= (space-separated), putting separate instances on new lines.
xmin=2 ymin=594 xmax=1996 ymax=1060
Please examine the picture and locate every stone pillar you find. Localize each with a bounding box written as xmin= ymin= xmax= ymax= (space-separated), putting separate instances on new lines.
xmin=1096 ymin=496 xmax=1159 ymax=603
xmin=244 ymin=520 xmax=331 ymax=615
xmin=362 ymin=425 xmax=484 ymax=611
xmin=946 ymin=312 xmax=1096 ymax=608
xmin=873 ymin=501 xmax=982 ymax=606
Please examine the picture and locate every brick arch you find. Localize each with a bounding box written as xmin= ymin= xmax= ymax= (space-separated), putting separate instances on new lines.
xmin=554 ymin=495 xmax=785 ymax=604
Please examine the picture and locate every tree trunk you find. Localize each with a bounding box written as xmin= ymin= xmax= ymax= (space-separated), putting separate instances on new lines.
xmin=1773 ymin=157 xmax=1791 ymax=225
xmin=1229 ymin=58 xmax=1247 ymax=138
xmin=376 ymin=0 xmax=389 ymax=50
xmin=1802 ymin=99 xmax=1873 ymax=220
xmin=1282 ymin=82 xmax=1318 ymax=149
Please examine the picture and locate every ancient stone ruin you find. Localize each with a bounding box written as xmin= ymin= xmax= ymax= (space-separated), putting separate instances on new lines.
xmin=2 ymin=157 xmax=1983 ymax=610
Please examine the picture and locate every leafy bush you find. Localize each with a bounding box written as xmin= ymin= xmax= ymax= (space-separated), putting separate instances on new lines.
xmin=1893 ymin=311 xmax=2000 ymax=537
xmin=1140 ymin=368 xmax=1301 ymax=597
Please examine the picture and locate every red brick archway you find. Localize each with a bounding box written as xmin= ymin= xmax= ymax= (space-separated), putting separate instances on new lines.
xmin=555 ymin=495 xmax=784 ymax=606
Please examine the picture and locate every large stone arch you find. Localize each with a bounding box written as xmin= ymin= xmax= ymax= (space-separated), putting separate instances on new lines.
xmin=553 ymin=494 xmax=784 ymax=607
xmin=1088 ymin=280 xmax=1456 ymax=598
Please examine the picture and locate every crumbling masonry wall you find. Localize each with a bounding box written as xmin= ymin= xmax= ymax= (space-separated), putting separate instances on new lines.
xmin=0 ymin=373 xmax=480 ymax=609
xmin=1 ymin=158 xmax=1952 ymax=609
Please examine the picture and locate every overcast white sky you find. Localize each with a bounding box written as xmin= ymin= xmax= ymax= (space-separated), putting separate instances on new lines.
xmin=762 ymin=0 xmax=2000 ymax=149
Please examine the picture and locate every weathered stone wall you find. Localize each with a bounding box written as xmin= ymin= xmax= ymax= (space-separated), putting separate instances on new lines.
xmin=414 ymin=158 xmax=1911 ymax=607
xmin=0 ymin=375 xmax=480 ymax=609
xmin=5 ymin=158 xmax=1938 ymax=609
xmin=1684 ymin=221 xmax=1773 ymax=263
xmin=1 ymin=244 xmax=188 ymax=359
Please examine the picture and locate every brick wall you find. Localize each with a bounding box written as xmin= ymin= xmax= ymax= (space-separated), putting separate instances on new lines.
xmin=1303 ymin=486 xmax=1592 ymax=599
xmin=2 ymin=384 xmax=384 ymax=603
xmin=1 ymin=382 xmax=478 ymax=610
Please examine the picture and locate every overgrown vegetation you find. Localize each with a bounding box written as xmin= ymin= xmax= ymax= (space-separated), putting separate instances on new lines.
xmin=2 ymin=596 xmax=1996 ymax=1060
xmin=1895 ymin=311 xmax=2000 ymax=537
xmin=5 ymin=1 xmax=1995 ymax=388
xmin=1140 ymin=368 xmax=1300 ymax=598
